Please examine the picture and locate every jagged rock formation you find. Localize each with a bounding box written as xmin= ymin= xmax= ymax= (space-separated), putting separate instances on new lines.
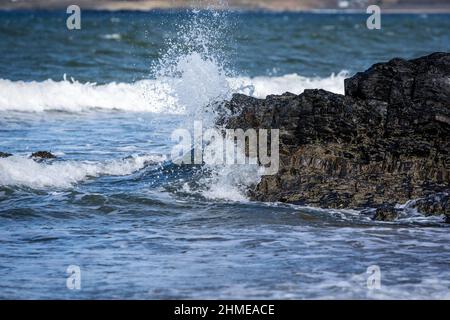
xmin=222 ymin=52 xmax=450 ymax=221
xmin=30 ymin=151 xmax=57 ymax=159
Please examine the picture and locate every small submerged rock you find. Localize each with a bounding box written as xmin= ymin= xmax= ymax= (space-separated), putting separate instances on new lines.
xmin=30 ymin=151 xmax=57 ymax=159
xmin=0 ymin=152 xmax=13 ymax=158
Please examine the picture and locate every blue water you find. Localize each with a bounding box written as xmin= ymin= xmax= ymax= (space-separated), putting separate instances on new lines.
xmin=0 ymin=10 xmax=449 ymax=299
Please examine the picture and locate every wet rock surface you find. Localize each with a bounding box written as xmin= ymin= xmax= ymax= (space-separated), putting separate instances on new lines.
xmin=0 ymin=152 xmax=13 ymax=158
xmin=222 ymin=52 xmax=450 ymax=221
xmin=30 ymin=151 xmax=57 ymax=159
xmin=412 ymin=193 xmax=449 ymax=217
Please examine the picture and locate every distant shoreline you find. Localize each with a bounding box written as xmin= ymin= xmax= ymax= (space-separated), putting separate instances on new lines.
xmin=1 ymin=7 xmax=450 ymax=14
xmin=0 ymin=0 xmax=450 ymax=14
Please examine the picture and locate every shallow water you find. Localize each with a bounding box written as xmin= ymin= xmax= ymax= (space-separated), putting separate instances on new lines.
xmin=0 ymin=10 xmax=449 ymax=299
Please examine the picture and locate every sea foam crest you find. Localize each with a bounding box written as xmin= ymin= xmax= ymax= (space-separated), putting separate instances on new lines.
xmin=0 ymin=72 xmax=347 ymax=113
xmin=0 ymin=154 xmax=165 ymax=189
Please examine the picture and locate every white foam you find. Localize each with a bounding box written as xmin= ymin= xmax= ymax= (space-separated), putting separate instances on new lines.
xmin=0 ymin=72 xmax=346 ymax=113
xmin=232 ymin=71 xmax=347 ymax=98
xmin=0 ymin=154 xmax=165 ymax=189
xmin=201 ymin=163 xmax=263 ymax=202
xmin=155 ymin=52 xmax=232 ymax=126
xmin=0 ymin=77 xmax=177 ymax=113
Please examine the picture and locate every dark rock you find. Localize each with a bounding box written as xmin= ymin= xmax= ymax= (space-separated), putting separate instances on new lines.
xmin=0 ymin=152 xmax=12 ymax=158
xmin=412 ymin=193 xmax=449 ymax=218
xmin=345 ymin=52 xmax=450 ymax=108
xmin=221 ymin=53 xmax=450 ymax=214
xmin=373 ymin=205 xmax=400 ymax=222
xmin=30 ymin=151 xmax=57 ymax=159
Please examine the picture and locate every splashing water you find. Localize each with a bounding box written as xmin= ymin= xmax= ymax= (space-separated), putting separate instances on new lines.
xmin=157 ymin=52 xmax=231 ymax=124
xmin=151 ymin=5 xmax=265 ymax=201
xmin=152 ymin=6 xmax=234 ymax=125
xmin=0 ymin=5 xmax=348 ymax=201
xmin=1 ymin=9 xmax=450 ymax=300
xmin=0 ymin=154 xmax=165 ymax=189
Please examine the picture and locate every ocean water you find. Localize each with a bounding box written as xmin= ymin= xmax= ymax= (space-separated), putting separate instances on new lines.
xmin=0 ymin=10 xmax=449 ymax=299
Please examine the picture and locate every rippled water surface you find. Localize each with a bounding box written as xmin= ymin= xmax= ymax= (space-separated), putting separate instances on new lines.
xmin=0 ymin=11 xmax=449 ymax=299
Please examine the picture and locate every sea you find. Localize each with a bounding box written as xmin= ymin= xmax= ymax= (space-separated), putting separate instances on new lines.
xmin=0 ymin=9 xmax=449 ymax=299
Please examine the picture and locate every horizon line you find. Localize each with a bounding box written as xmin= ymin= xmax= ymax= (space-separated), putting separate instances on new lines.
xmin=1 ymin=7 xmax=450 ymax=14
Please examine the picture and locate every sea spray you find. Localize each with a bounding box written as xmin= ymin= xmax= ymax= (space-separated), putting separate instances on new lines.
xmin=0 ymin=73 xmax=347 ymax=112
xmin=153 ymin=4 xmax=268 ymax=201
xmin=151 ymin=5 xmax=235 ymax=126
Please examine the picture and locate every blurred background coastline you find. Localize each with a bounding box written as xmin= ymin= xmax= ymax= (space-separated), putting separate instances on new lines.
xmin=1 ymin=0 xmax=450 ymax=13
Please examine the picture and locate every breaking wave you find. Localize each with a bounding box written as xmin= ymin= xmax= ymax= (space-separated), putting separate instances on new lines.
xmin=0 ymin=154 xmax=165 ymax=189
xmin=0 ymin=71 xmax=347 ymax=113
